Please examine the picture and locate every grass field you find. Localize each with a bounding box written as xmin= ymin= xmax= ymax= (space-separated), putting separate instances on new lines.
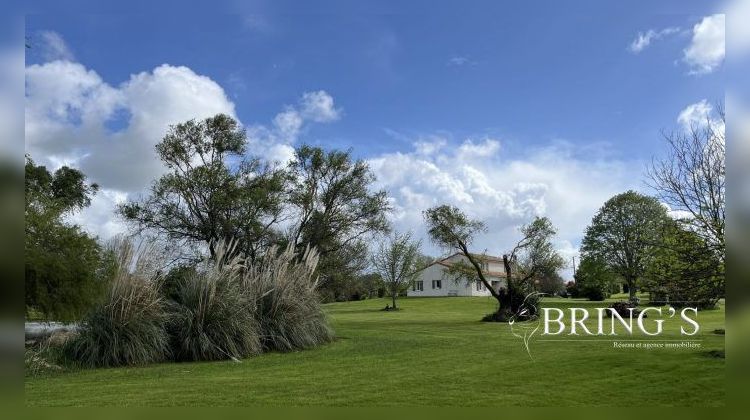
xmin=25 ymin=296 xmax=725 ymax=406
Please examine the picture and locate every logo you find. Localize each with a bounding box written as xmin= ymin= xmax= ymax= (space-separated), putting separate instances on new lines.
xmin=507 ymin=292 xmax=544 ymax=359
xmin=508 ymin=296 xmax=701 ymax=359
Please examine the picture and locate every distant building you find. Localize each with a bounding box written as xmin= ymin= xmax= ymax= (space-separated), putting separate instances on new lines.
xmin=407 ymin=252 xmax=507 ymax=297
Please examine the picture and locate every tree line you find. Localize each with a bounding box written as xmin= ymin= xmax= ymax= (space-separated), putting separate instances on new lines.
xmin=26 ymin=106 xmax=725 ymax=323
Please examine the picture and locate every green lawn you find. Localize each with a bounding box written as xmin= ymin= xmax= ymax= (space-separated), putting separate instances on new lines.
xmin=25 ymin=296 xmax=725 ymax=406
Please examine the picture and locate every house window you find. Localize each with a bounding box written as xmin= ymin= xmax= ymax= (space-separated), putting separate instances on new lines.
xmin=432 ymin=280 xmax=442 ymax=289
xmin=413 ymin=280 xmax=424 ymax=291
xmin=476 ymin=281 xmax=484 ymax=291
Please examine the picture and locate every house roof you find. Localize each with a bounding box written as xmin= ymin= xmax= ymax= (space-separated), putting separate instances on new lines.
xmin=417 ymin=253 xmax=507 ymax=278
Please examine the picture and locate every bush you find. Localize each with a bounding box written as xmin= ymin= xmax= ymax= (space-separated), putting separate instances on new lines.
xmin=63 ymin=238 xmax=171 ymax=368
xmin=244 ymin=246 xmax=334 ymax=352
xmin=581 ymin=285 xmax=606 ymax=301
xmin=169 ymin=243 xmax=261 ymax=362
xmin=605 ymin=301 xmax=643 ymax=318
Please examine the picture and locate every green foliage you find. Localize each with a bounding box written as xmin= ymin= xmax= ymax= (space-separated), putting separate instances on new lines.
xmin=119 ymin=114 xmax=288 ymax=261
xmin=574 ymin=256 xmax=619 ymax=301
xmin=63 ymin=239 xmax=171 ymax=368
xmin=534 ymin=270 xmax=565 ymax=296
xmin=25 ymin=156 xmax=103 ymax=321
xmin=581 ymin=190 xmax=669 ymax=301
xmin=168 ymin=243 xmax=261 ymax=361
xmin=424 ymin=206 xmax=563 ymax=321
xmin=245 ymin=245 xmax=334 ymax=352
xmin=644 ymin=221 xmax=724 ymax=309
xmin=370 ymin=231 xmax=422 ymax=309
xmin=423 ymin=205 xmax=486 ymax=250
xmin=289 ymin=145 xmax=391 ymax=300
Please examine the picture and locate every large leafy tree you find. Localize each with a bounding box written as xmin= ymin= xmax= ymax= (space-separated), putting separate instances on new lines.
xmin=424 ymin=205 xmax=564 ymax=321
xmin=288 ymin=145 xmax=391 ymax=300
xmin=370 ymin=231 xmax=422 ymax=310
xmin=25 ymin=156 xmax=103 ymax=321
xmin=581 ymin=191 xmax=669 ymax=302
xmin=119 ymin=114 xmax=289 ymax=261
xmin=643 ymin=220 xmax=724 ymax=309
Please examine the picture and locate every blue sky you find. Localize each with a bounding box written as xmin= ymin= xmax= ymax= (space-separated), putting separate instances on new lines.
xmin=21 ymin=0 xmax=727 ymax=277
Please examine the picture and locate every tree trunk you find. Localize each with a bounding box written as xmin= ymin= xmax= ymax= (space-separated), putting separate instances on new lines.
xmin=627 ymin=277 xmax=637 ymax=301
xmin=392 ymin=294 xmax=397 ymax=310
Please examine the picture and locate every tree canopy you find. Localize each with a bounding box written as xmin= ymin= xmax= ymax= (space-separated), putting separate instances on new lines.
xmin=580 ymin=190 xmax=669 ymax=302
xmin=25 ymin=156 xmax=104 ymax=321
xmin=119 ymin=114 xmax=288 ymax=261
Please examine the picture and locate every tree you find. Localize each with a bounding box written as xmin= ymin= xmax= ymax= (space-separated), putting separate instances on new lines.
xmin=581 ymin=191 xmax=669 ymax=303
xmin=644 ymin=220 xmax=724 ymax=309
xmin=647 ymin=107 xmax=724 ymax=263
xmin=119 ymin=114 xmax=288 ymax=261
xmin=646 ymin=107 xmax=725 ymax=304
xmin=288 ymin=145 xmax=391 ymax=300
xmin=25 ymin=156 xmax=103 ymax=321
xmin=573 ymin=256 xmax=619 ymax=301
xmin=371 ymin=231 xmax=422 ymax=309
xmin=423 ymin=205 xmax=564 ymax=321
xmin=535 ymin=270 xmax=565 ymax=296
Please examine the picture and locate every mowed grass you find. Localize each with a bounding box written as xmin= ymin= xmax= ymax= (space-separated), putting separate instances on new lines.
xmin=25 ymin=296 xmax=725 ymax=406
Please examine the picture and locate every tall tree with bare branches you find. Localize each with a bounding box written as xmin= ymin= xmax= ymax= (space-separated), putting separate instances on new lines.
xmin=647 ymin=106 xmax=725 ymax=261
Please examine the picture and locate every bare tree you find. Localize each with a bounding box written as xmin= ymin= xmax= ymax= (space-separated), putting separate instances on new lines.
xmin=370 ymin=231 xmax=422 ymax=310
xmin=647 ymin=106 xmax=725 ymax=262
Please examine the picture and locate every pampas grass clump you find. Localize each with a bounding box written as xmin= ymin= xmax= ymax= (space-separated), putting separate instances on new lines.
xmin=63 ymin=238 xmax=170 ymax=368
xmin=245 ymin=245 xmax=334 ymax=352
xmin=169 ymin=242 xmax=262 ymax=361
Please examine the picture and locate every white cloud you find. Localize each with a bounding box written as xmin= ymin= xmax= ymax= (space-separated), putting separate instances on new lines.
xmin=677 ymin=99 xmax=713 ymax=128
xmin=368 ymin=137 xmax=641 ymax=280
xmin=448 ymin=56 xmax=476 ymax=66
xmin=299 ymin=90 xmax=341 ymax=122
xmin=457 ymin=138 xmax=500 ymax=159
xmin=684 ymin=14 xmax=725 ymax=74
xmin=676 ymin=99 xmax=725 ymax=138
xmin=414 ymin=135 xmax=448 ymax=156
xmin=37 ymin=30 xmax=75 ymax=62
xmin=26 ymin=57 xmax=238 ymax=241
xmin=26 ymin=61 xmax=237 ymax=191
xmin=628 ymin=27 xmax=680 ymax=53
xmin=247 ymin=90 xmax=342 ymax=164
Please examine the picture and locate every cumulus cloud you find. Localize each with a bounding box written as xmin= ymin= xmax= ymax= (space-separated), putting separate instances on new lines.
xmin=677 ymin=99 xmax=713 ymax=129
xmin=684 ymin=14 xmax=725 ymax=74
xmin=368 ymin=137 xmax=641 ymax=279
xmin=25 ymin=57 xmax=238 ymax=240
xmin=628 ymin=27 xmax=680 ymax=53
xmin=26 ymin=61 xmax=237 ymax=191
xmin=676 ymin=99 xmax=725 ymax=139
xmin=246 ymin=90 xmax=341 ymax=164
xmin=299 ymin=90 xmax=341 ymax=122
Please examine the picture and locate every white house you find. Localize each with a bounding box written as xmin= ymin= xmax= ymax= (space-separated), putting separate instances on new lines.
xmin=407 ymin=252 xmax=507 ymax=297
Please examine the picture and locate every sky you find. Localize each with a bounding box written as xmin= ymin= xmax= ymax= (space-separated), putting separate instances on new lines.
xmin=20 ymin=0 xmax=730 ymax=279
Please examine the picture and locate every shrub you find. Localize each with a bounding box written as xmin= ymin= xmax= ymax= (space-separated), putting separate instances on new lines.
xmin=63 ymin=238 xmax=170 ymax=368
xmin=605 ymin=301 xmax=643 ymax=318
xmin=581 ymin=285 xmax=606 ymax=301
xmin=244 ymin=245 xmax=334 ymax=352
xmin=168 ymin=243 xmax=262 ymax=362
